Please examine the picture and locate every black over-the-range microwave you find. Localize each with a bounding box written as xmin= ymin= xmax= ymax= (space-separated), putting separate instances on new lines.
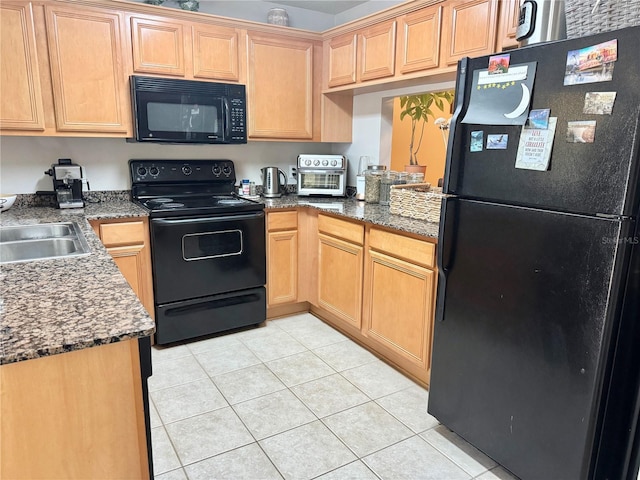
xmin=130 ymin=75 xmax=247 ymax=144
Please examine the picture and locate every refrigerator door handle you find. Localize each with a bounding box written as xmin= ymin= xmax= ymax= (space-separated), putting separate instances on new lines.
xmin=442 ymin=57 xmax=469 ymax=194
xmin=435 ymin=196 xmax=457 ymax=322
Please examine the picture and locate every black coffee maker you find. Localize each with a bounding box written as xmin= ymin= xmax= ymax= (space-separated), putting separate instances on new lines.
xmin=45 ymin=159 xmax=84 ymax=208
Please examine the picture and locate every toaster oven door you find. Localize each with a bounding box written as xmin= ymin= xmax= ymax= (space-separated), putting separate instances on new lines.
xmin=297 ymin=170 xmax=346 ymax=196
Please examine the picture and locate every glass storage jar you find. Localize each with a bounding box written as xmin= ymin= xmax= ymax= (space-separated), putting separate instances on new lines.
xmin=379 ymin=171 xmax=397 ymax=206
xmin=364 ymin=170 xmax=383 ymax=203
xmin=407 ymin=172 xmax=425 ymax=184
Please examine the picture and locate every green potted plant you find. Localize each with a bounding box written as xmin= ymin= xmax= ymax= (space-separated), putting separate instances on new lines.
xmin=399 ymin=90 xmax=454 ymax=173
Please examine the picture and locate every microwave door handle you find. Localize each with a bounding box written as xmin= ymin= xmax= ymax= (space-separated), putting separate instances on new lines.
xmin=223 ymin=98 xmax=230 ymax=140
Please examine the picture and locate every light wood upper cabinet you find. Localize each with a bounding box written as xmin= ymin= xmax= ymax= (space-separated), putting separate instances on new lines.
xmin=192 ymin=24 xmax=240 ymax=81
xmin=0 ymin=3 xmax=45 ymax=131
xmin=358 ymin=19 xmax=396 ymax=82
xmin=496 ymin=0 xmax=521 ymax=52
xmin=326 ymin=33 xmax=357 ymax=88
xmin=396 ymin=5 xmax=442 ymax=75
xmin=131 ymin=16 xmax=185 ymax=76
xmin=247 ymin=32 xmax=314 ymax=140
xmin=45 ymin=5 xmax=130 ymax=133
xmin=441 ymin=0 xmax=499 ymax=66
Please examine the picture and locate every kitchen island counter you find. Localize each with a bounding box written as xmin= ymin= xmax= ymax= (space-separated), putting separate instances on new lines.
xmin=0 ymin=200 xmax=154 ymax=365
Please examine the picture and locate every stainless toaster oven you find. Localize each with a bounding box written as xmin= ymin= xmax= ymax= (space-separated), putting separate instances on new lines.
xmin=297 ymin=154 xmax=347 ymax=197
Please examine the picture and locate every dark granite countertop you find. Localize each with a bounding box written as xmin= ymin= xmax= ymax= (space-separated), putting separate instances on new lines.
xmin=0 ymin=197 xmax=154 ymax=365
xmin=0 ymin=191 xmax=440 ymax=365
xmin=259 ymin=195 xmax=441 ymax=239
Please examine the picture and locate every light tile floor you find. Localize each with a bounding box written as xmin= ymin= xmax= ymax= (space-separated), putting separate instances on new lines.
xmin=149 ymin=313 xmax=519 ymax=480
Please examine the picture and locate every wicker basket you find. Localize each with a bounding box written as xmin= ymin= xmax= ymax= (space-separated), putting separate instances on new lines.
xmin=389 ymin=183 xmax=443 ymax=222
xmin=565 ymin=0 xmax=640 ymax=38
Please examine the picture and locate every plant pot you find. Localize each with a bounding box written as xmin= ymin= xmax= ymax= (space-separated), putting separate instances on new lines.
xmin=404 ymin=164 xmax=427 ymax=175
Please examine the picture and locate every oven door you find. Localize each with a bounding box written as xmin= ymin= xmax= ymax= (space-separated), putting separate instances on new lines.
xmin=150 ymin=211 xmax=266 ymax=304
xmin=297 ymin=169 xmax=346 ymax=196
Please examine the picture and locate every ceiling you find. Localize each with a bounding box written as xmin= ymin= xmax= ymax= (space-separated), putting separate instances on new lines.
xmin=267 ymin=0 xmax=369 ymax=15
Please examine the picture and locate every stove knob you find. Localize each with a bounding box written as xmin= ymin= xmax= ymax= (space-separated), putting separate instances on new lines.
xmin=304 ymin=159 xmax=312 ymax=166
xmin=149 ymin=166 xmax=160 ymax=177
xmin=331 ymin=159 xmax=337 ymax=167
xmin=222 ymin=165 xmax=232 ymax=176
xmin=212 ymin=164 xmax=222 ymax=176
xmin=322 ymin=159 xmax=329 ymax=166
xmin=182 ymin=165 xmax=192 ymax=176
xmin=137 ymin=166 xmax=147 ymax=176
xmin=313 ymin=159 xmax=320 ymax=166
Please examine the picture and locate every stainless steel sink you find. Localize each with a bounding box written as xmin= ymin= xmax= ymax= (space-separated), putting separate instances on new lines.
xmin=0 ymin=222 xmax=91 ymax=264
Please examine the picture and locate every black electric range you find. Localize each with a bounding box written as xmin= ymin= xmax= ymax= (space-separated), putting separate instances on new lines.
xmin=129 ymin=159 xmax=266 ymax=345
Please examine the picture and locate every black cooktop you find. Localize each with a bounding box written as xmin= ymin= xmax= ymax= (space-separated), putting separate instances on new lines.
xmin=130 ymin=159 xmax=264 ymax=217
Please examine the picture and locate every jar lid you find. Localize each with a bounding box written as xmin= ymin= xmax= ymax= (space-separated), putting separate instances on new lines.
xmin=367 ymin=165 xmax=386 ymax=170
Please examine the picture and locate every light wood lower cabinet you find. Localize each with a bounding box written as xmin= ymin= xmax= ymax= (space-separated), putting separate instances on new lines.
xmin=90 ymin=217 xmax=154 ymax=318
xmin=311 ymin=213 xmax=437 ymax=386
xmin=0 ymin=339 xmax=150 ymax=479
xmin=317 ymin=214 xmax=364 ymax=331
xmin=267 ymin=210 xmax=298 ymax=306
xmin=363 ymin=228 xmax=437 ymax=383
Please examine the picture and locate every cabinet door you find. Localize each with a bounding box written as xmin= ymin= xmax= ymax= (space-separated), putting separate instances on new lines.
xmin=92 ymin=219 xmax=154 ymax=318
xmin=364 ymin=249 xmax=435 ymax=369
xmin=397 ymin=5 xmax=442 ymax=75
xmin=441 ymin=0 xmax=498 ymax=67
xmin=0 ymin=2 xmax=45 ymax=131
xmin=267 ymin=230 xmax=298 ymax=306
xmin=358 ymin=19 xmax=396 ymax=82
xmin=45 ymin=5 xmax=129 ymax=133
xmin=326 ymin=33 xmax=357 ymax=88
xmin=318 ymin=233 xmax=363 ymax=329
xmin=247 ymin=32 xmax=314 ymax=139
xmin=496 ymin=0 xmax=521 ymax=52
xmin=130 ymin=16 xmax=185 ymax=76
xmin=192 ymin=24 xmax=239 ymax=81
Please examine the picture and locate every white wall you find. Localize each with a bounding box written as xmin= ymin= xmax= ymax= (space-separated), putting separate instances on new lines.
xmin=0 ymin=137 xmax=331 ymax=193
xmin=333 ymin=78 xmax=456 ymax=185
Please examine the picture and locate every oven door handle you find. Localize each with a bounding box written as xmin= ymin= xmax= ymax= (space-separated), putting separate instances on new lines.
xmin=298 ymin=169 xmax=345 ymax=174
xmin=153 ymin=211 xmax=264 ymax=225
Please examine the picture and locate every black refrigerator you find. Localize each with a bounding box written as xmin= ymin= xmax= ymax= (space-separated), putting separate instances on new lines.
xmin=429 ymin=26 xmax=640 ymax=480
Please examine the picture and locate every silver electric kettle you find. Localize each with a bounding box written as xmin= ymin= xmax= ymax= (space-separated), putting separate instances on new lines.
xmin=261 ymin=167 xmax=287 ymax=198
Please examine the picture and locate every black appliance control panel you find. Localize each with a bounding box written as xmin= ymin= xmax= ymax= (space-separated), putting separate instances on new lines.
xmin=130 ymin=159 xmax=237 ymax=184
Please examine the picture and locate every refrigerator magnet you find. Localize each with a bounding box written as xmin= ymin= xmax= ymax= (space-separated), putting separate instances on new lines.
xmin=515 ymin=117 xmax=558 ymax=171
xmin=527 ymin=109 xmax=550 ymax=129
xmin=564 ymin=39 xmax=617 ymax=86
xmin=487 ymin=134 xmax=508 ymax=149
xmin=583 ymin=92 xmax=616 ymax=115
xmin=488 ymin=54 xmax=510 ymax=74
xmin=566 ymin=120 xmax=596 ymax=143
xmin=470 ymin=131 xmax=484 ymax=152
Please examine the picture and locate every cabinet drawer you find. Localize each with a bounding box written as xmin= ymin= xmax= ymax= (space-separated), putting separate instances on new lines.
xmin=318 ymin=214 xmax=364 ymax=245
xmin=99 ymin=221 xmax=145 ymax=247
xmin=369 ymin=228 xmax=435 ymax=268
xmin=267 ymin=210 xmax=298 ymax=231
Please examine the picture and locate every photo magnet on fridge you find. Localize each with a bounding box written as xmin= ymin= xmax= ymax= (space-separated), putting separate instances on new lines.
xmin=487 ymin=134 xmax=508 ymax=149
xmin=470 ymin=131 xmax=484 ymax=152
xmin=564 ymin=39 xmax=617 ymax=86
xmin=566 ymin=120 xmax=596 ymax=143
xmin=583 ymin=92 xmax=617 ymax=115
xmin=527 ymin=109 xmax=551 ymax=129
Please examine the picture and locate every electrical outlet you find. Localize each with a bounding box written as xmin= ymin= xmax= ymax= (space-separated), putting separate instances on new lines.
xmin=287 ymin=165 xmax=297 ymax=184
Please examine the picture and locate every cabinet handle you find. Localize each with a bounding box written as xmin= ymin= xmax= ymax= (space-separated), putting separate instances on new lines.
xmin=435 ymin=196 xmax=457 ymax=322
